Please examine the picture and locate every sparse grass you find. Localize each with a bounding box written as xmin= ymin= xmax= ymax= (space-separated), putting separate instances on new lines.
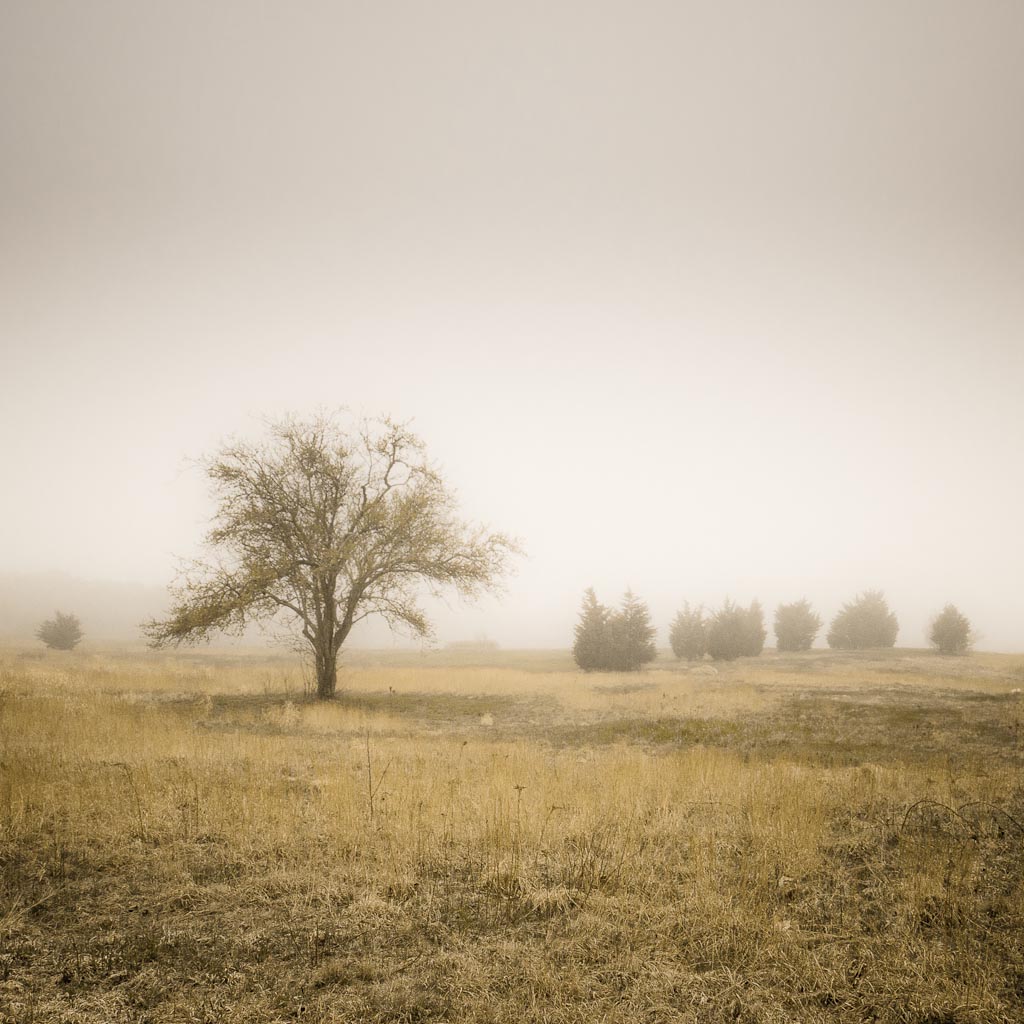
xmin=1 ymin=646 xmax=1022 ymax=1022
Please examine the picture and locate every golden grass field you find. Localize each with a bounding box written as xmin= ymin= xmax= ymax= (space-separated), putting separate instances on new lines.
xmin=1 ymin=645 xmax=1022 ymax=1023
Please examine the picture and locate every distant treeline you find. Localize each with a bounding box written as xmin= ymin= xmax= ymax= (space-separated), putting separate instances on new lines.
xmin=573 ymin=590 xmax=973 ymax=671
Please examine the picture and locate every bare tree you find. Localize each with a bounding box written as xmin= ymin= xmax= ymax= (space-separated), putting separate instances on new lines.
xmin=144 ymin=414 xmax=519 ymax=698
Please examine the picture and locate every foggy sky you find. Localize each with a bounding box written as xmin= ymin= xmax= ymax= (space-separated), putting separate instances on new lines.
xmin=2 ymin=2 xmax=1023 ymax=649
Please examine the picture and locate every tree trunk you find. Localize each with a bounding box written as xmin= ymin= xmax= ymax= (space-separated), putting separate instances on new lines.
xmin=315 ymin=643 xmax=338 ymax=699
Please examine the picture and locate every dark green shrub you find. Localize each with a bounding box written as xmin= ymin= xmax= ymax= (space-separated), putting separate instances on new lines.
xmin=573 ymin=588 xmax=657 ymax=671
xmin=572 ymin=588 xmax=610 ymax=672
xmin=774 ymin=599 xmax=822 ymax=652
xmin=36 ymin=611 xmax=84 ymax=651
xmin=605 ymin=590 xmax=658 ymax=671
xmin=707 ymin=599 xmax=765 ymax=661
xmin=827 ymin=591 xmax=898 ymax=650
xmin=669 ymin=603 xmax=707 ymax=660
xmin=929 ymin=604 xmax=973 ymax=655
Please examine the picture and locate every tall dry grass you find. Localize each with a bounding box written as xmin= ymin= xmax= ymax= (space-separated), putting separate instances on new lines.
xmin=1 ymin=646 xmax=1022 ymax=1022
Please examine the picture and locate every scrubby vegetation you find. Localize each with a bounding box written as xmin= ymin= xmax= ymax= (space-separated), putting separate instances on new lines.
xmin=669 ymin=603 xmax=707 ymax=661
xmin=572 ymin=588 xmax=608 ymax=671
xmin=827 ymin=591 xmax=899 ymax=650
xmin=1 ymin=645 xmax=1022 ymax=1023
xmin=572 ymin=589 xmax=657 ymax=671
xmin=34 ymin=610 xmax=84 ymax=651
xmin=706 ymin=599 xmax=766 ymax=661
xmin=930 ymin=604 xmax=974 ymax=656
xmin=773 ymin=599 xmax=822 ymax=652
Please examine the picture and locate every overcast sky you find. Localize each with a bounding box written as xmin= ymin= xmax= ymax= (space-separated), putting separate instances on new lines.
xmin=2 ymin=1 xmax=1023 ymax=649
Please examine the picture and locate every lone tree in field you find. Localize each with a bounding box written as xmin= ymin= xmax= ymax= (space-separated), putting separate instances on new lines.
xmin=144 ymin=415 xmax=519 ymax=698
xmin=573 ymin=588 xmax=610 ymax=672
xmin=36 ymin=611 xmax=84 ymax=651
xmin=669 ymin=602 xmax=707 ymax=660
xmin=929 ymin=604 xmax=973 ymax=655
xmin=827 ymin=590 xmax=898 ymax=650
xmin=706 ymin=599 xmax=765 ymax=661
xmin=774 ymin=599 xmax=822 ymax=652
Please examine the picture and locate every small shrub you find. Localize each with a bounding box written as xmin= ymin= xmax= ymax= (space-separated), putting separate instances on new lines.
xmin=774 ymin=599 xmax=822 ymax=652
xmin=36 ymin=611 xmax=84 ymax=651
xmin=929 ymin=604 xmax=973 ymax=655
xmin=572 ymin=588 xmax=657 ymax=671
xmin=827 ymin=591 xmax=898 ymax=650
xmin=606 ymin=590 xmax=658 ymax=671
xmin=707 ymin=600 xmax=765 ymax=661
xmin=669 ymin=603 xmax=707 ymax=660
xmin=573 ymin=588 xmax=610 ymax=672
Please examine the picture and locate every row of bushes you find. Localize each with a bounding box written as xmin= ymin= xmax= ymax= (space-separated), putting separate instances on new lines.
xmin=670 ymin=592 xmax=897 ymax=661
xmin=573 ymin=590 xmax=974 ymax=671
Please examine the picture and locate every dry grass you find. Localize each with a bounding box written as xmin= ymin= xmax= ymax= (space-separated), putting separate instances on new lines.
xmin=1 ymin=645 xmax=1022 ymax=1022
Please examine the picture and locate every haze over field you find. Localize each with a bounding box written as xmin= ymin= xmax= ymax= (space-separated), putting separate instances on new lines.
xmin=2 ymin=2 xmax=1023 ymax=649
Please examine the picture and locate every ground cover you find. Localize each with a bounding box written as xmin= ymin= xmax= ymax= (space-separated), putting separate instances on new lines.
xmin=1 ymin=647 xmax=1022 ymax=1022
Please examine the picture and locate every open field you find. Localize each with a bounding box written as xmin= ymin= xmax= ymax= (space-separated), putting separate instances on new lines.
xmin=1 ymin=647 xmax=1023 ymax=1023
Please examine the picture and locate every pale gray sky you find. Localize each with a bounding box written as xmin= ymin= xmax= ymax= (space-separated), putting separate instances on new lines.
xmin=2 ymin=1 xmax=1023 ymax=648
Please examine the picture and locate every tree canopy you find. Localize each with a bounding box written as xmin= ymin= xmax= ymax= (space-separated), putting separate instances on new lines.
xmin=145 ymin=414 xmax=519 ymax=697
